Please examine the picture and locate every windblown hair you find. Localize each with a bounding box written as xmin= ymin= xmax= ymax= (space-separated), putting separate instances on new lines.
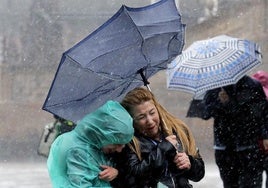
xmin=121 ymin=87 xmax=198 ymax=160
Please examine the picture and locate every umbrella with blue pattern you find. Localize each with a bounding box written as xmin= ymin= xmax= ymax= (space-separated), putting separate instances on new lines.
xmin=167 ymin=35 xmax=262 ymax=98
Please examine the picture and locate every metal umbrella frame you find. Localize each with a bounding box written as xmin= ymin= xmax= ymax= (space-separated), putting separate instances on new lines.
xmin=43 ymin=0 xmax=185 ymax=123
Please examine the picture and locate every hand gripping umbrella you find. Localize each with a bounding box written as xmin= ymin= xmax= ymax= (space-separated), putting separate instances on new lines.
xmin=42 ymin=0 xmax=185 ymax=123
xmin=167 ymin=35 xmax=262 ymax=99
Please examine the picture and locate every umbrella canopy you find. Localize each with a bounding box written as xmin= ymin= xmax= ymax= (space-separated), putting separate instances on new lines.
xmin=186 ymin=99 xmax=205 ymax=118
xmin=167 ymin=35 xmax=262 ymax=98
xmin=43 ymin=0 xmax=185 ymax=123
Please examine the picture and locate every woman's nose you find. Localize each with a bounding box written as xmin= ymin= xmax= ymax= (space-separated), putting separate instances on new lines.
xmin=146 ymin=115 xmax=154 ymax=124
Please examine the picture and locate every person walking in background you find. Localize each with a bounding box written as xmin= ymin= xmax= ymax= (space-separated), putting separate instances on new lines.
xmin=47 ymin=100 xmax=134 ymax=188
xmin=200 ymin=75 xmax=268 ymax=187
xmin=112 ymin=87 xmax=205 ymax=188
xmin=53 ymin=115 xmax=76 ymax=135
xmin=37 ymin=115 xmax=77 ymax=158
xmin=252 ymin=70 xmax=268 ymax=188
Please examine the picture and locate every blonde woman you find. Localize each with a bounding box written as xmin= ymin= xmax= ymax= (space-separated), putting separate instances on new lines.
xmin=111 ymin=87 xmax=204 ymax=188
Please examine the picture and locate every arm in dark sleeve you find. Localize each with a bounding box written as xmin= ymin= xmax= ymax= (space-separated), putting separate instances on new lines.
xmin=202 ymin=88 xmax=221 ymax=120
xmin=125 ymin=140 xmax=176 ymax=178
xmin=167 ymin=149 xmax=205 ymax=183
xmin=183 ymin=152 xmax=205 ymax=182
xmin=261 ymin=101 xmax=268 ymax=139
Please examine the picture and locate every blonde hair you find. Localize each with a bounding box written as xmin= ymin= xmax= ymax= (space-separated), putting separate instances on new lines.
xmin=121 ymin=87 xmax=198 ymax=160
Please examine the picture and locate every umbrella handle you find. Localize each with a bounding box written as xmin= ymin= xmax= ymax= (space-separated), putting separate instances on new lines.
xmin=137 ymin=68 xmax=151 ymax=91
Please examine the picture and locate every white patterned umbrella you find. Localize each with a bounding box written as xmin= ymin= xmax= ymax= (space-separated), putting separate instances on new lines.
xmin=167 ymin=35 xmax=262 ymax=98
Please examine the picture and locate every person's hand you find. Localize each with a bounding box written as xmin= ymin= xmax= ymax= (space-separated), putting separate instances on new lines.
xmin=263 ymin=139 xmax=268 ymax=151
xmin=173 ymin=152 xmax=191 ymax=170
xmin=165 ymin=135 xmax=178 ymax=148
xmin=98 ymin=165 xmax=118 ymax=182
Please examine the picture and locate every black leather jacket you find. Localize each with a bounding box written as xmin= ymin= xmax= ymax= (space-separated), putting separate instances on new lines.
xmin=111 ymin=133 xmax=205 ymax=188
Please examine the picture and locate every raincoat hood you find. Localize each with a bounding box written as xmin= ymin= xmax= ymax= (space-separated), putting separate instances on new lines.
xmin=252 ymin=70 xmax=268 ymax=98
xmin=47 ymin=100 xmax=134 ymax=188
xmin=75 ymin=100 xmax=134 ymax=149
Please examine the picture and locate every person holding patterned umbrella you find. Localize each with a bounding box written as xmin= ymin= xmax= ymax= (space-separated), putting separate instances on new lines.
xmin=201 ymin=76 xmax=268 ymax=187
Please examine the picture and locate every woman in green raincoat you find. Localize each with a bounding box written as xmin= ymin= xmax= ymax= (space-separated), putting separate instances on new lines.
xmin=47 ymin=100 xmax=134 ymax=188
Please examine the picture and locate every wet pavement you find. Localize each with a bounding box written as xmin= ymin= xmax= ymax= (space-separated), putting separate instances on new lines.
xmin=0 ymin=162 xmax=51 ymax=188
xmin=0 ymin=162 xmax=265 ymax=188
xmin=0 ymin=162 xmax=221 ymax=188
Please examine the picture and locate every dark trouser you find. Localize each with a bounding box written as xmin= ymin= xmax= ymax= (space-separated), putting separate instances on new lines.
xmin=215 ymin=149 xmax=263 ymax=188
xmin=264 ymin=156 xmax=268 ymax=188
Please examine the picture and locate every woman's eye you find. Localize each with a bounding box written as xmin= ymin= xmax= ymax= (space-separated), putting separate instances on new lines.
xmin=149 ymin=111 xmax=155 ymax=115
xmin=136 ymin=116 xmax=145 ymax=120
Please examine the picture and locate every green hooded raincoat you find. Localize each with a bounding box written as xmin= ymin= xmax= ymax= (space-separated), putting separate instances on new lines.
xmin=47 ymin=100 xmax=134 ymax=188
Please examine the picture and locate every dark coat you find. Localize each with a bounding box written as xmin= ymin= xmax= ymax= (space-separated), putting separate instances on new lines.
xmin=202 ymin=76 xmax=268 ymax=150
xmin=111 ymin=132 xmax=205 ymax=188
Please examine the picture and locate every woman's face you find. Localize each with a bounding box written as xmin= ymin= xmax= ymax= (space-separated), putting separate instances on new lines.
xmin=131 ymin=100 xmax=160 ymax=139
